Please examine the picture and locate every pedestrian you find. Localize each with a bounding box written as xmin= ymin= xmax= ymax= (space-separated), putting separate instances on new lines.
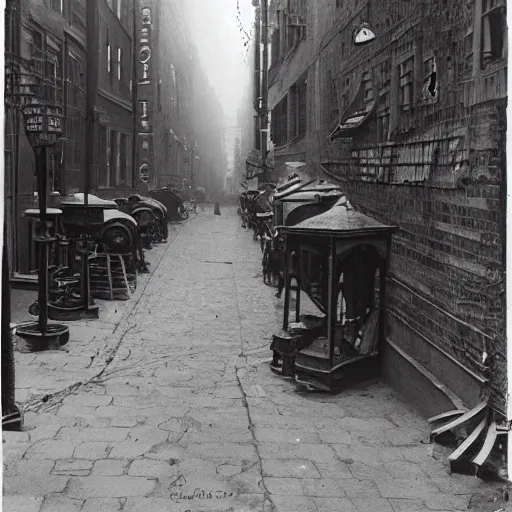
xmin=214 ymin=201 xmax=221 ymax=215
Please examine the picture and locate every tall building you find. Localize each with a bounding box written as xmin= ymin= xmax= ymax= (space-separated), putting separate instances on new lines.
xmin=4 ymin=0 xmax=226 ymax=281
xmin=89 ymin=0 xmax=135 ymax=198
xmin=5 ymin=0 xmax=88 ymax=280
xmin=134 ymin=0 xmax=226 ymax=197
xmin=267 ymin=0 xmax=507 ymax=428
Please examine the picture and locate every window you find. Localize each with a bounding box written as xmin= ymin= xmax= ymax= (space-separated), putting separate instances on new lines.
xmin=326 ymin=72 xmax=338 ymax=126
xmin=117 ymin=48 xmax=122 ymax=80
xmin=464 ymin=24 xmax=474 ymax=73
xmin=398 ymin=57 xmax=414 ymax=110
xmin=99 ymin=126 xmax=108 ymax=188
xmin=377 ymin=91 xmax=390 ymax=142
xmin=116 ymin=0 xmax=121 ymax=19
xmin=290 ymin=74 xmax=307 ymax=138
xmin=270 ymin=95 xmax=288 ymax=146
xmin=287 ymin=0 xmax=306 ymax=48
xmin=120 ymin=134 xmax=127 ymax=185
xmin=107 ymin=43 xmax=111 ymax=74
xmin=110 ymin=131 xmax=119 ymax=187
xmin=66 ymin=52 xmax=85 ymax=171
xmin=423 ymin=56 xmax=438 ymax=99
xmin=71 ymin=0 xmax=86 ymax=29
xmin=271 ymin=20 xmax=281 ymax=67
xmin=481 ymin=0 xmax=505 ymax=66
xmin=50 ymin=0 xmax=63 ymax=13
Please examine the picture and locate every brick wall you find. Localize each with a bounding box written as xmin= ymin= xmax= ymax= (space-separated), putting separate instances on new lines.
xmin=268 ymin=0 xmax=507 ymax=415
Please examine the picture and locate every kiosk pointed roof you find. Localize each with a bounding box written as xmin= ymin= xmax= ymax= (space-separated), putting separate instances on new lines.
xmin=282 ymin=196 xmax=397 ymax=236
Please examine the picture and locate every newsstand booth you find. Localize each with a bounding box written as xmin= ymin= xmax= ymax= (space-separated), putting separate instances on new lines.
xmin=271 ymin=196 xmax=398 ymax=392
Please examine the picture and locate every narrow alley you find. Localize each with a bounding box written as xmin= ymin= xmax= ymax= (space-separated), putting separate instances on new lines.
xmin=3 ymin=209 xmax=503 ymax=512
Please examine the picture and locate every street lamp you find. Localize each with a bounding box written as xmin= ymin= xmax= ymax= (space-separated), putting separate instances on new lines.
xmin=6 ymin=67 xmax=70 ymax=351
xmin=353 ymin=22 xmax=376 ymax=45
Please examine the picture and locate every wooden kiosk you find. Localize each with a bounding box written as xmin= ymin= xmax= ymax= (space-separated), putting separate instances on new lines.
xmin=271 ymin=196 xmax=398 ymax=391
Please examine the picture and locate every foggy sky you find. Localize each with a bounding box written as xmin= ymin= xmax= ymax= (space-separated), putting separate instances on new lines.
xmin=184 ymin=0 xmax=254 ymax=127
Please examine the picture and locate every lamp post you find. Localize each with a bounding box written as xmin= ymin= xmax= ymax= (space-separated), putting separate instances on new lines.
xmin=6 ymin=67 xmax=70 ymax=350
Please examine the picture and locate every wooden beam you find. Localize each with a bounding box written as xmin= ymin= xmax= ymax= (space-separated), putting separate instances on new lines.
xmin=448 ymin=413 xmax=488 ymax=462
xmin=431 ymin=401 xmax=487 ymax=440
xmin=472 ymin=421 xmax=498 ymax=467
xmin=428 ymin=409 xmax=468 ymax=424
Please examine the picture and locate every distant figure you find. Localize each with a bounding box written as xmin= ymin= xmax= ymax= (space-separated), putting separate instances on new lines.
xmin=214 ymin=202 xmax=221 ymax=216
xmin=195 ymin=187 xmax=207 ymax=212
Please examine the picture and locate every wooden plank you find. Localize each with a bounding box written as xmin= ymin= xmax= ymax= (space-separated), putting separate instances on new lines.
xmin=472 ymin=421 xmax=497 ymax=467
xmin=431 ymin=401 xmax=487 ymax=439
xmin=448 ymin=413 xmax=488 ymax=461
xmin=428 ymin=409 xmax=468 ymax=424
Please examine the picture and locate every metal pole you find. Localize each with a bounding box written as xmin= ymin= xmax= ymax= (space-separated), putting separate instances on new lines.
xmin=2 ymin=217 xmax=22 ymax=431
xmin=84 ymin=0 xmax=99 ymax=311
xmin=36 ymin=147 xmax=49 ymax=334
xmin=254 ymin=4 xmax=261 ymax=151
xmin=261 ymin=0 xmax=269 ymax=166
xmin=131 ymin=0 xmax=138 ymax=190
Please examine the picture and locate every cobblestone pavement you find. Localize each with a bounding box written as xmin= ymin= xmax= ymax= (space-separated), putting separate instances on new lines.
xmin=3 ymin=208 xmax=505 ymax=512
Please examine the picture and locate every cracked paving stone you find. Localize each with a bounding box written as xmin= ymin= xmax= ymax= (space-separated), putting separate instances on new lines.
xmin=388 ymin=498 xmax=432 ymax=512
xmin=81 ymin=498 xmax=124 ymax=512
xmin=108 ymin=442 xmax=153 ymax=459
xmin=4 ymin=474 xmax=69 ymax=496
xmin=271 ymin=494 xmax=317 ymax=512
xmin=332 ymin=443 xmax=405 ymax=466
xmin=262 ymin=459 xmax=320 ymax=479
xmin=56 ymin=427 xmax=129 ymax=443
xmin=126 ymin=426 xmax=169 ymax=445
xmin=346 ymin=462 xmax=392 ymax=481
xmin=40 ymin=494 xmax=83 ymax=512
xmin=93 ymin=459 xmax=127 ymax=476
xmin=65 ymin=476 xmax=156 ymax=499
xmin=337 ymin=479 xmax=382 ymax=498
xmin=2 ymin=496 xmax=44 ymax=512
xmin=123 ymin=497 xmax=237 ymax=512
xmin=374 ymin=477 xmax=441 ymax=499
xmin=53 ymin=459 xmax=94 ymax=475
xmin=258 ymin=442 xmax=337 ymax=463
xmin=127 ymin=459 xmax=179 ymax=478
xmin=314 ymin=497 xmax=358 ymax=512
xmin=254 ymin=427 xmax=323 ymax=444
xmin=183 ymin=442 xmax=257 ymax=460
xmin=302 ymin=478 xmax=346 ymax=497
xmin=3 ymin=459 xmax=55 ymax=478
xmin=74 ymin=442 xmax=111 ymax=460
xmin=350 ymin=498 xmax=395 ymax=512
xmin=265 ymin=477 xmax=305 ymax=496
xmin=216 ymin=463 xmax=243 ymax=477
xmin=23 ymin=440 xmax=76 ymax=460
xmin=63 ymin=394 xmax=113 ymax=407
xmin=424 ymin=494 xmax=473 ymax=510
xmin=383 ymin=460 xmax=428 ymax=479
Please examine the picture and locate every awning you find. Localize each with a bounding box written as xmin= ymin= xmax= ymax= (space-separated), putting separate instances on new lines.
xmin=330 ymin=74 xmax=376 ymax=141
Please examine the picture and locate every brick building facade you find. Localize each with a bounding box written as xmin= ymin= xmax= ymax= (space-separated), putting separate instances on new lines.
xmin=91 ymin=0 xmax=135 ymax=197
xmin=267 ymin=0 xmax=507 ymax=417
xmin=5 ymin=0 xmax=88 ymax=277
xmin=5 ymin=0 xmax=226 ymax=280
